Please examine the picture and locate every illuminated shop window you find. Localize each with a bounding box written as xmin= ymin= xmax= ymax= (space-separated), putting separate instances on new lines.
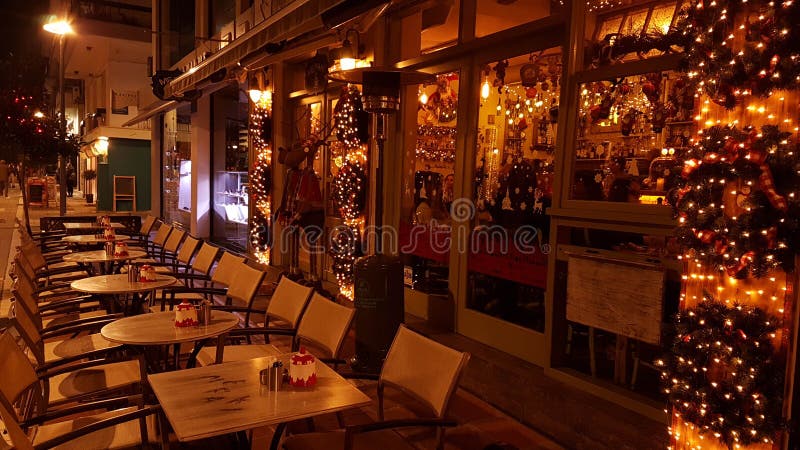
xmin=467 ymin=49 xmax=562 ymax=332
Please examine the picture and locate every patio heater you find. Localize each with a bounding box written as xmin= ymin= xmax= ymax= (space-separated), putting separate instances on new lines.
xmin=329 ymin=67 xmax=433 ymax=372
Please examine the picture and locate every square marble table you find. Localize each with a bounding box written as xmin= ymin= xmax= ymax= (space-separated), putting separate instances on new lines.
xmin=149 ymin=355 xmax=371 ymax=449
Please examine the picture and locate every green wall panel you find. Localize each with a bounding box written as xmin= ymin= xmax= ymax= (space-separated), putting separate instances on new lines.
xmin=96 ymin=138 xmax=151 ymax=212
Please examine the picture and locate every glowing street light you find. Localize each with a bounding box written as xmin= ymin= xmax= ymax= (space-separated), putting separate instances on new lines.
xmin=44 ymin=17 xmax=73 ymax=215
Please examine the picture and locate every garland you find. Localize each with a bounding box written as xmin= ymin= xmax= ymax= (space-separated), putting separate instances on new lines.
xmin=332 ymin=160 xmax=367 ymax=223
xmin=658 ymin=298 xmax=784 ymax=448
xmin=673 ymin=124 xmax=800 ymax=278
xmin=677 ymin=0 xmax=800 ymax=108
xmin=330 ymin=86 xmax=369 ymax=299
xmin=249 ymin=100 xmax=272 ymax=264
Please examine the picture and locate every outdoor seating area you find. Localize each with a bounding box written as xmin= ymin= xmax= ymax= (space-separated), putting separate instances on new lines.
xmin=0 ymin=213 xmax=553 ymax=450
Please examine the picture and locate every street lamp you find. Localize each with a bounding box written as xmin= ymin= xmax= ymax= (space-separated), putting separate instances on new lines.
xmin=43 ymin=19 xmax=72 ymax=215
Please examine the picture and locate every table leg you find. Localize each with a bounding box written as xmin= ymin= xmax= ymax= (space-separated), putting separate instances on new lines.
xmin=269 ymin=422 xmax=287 ymax=450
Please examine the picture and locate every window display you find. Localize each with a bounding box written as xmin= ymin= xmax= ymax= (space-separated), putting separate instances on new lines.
xmin=214 ymin=170 xmax=249 ymax=225
xmin=466 ymin=51 xmax=560 ymax=332
xmin=571 ymin=71 xmax=694 ymax=206
xmin=162 ymin=107 xmax=191 ymax=227
xmin=400 ymin=72 xmax=460 ymax=295
xmin=211 ymin=86 xmax=250 ymax=251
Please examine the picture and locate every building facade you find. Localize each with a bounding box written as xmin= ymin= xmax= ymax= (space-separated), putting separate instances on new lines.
xmin=136 ymin=0 xmax=800 ymax=447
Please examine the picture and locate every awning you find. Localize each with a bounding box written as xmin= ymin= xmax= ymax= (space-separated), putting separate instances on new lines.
xmin=165 ymin=0 xmax=329 ymax=98
xmin=122 ymin=99 xmax=185 ymax=127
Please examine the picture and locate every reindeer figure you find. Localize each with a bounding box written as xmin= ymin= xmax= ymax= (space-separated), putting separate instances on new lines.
xmin=276 ymin=114 xmax=334 ymax=284
xmin=533 ymin=188 xmax=544 ymax=214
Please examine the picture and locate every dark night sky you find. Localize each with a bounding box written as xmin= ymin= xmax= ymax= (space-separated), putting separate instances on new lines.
xmin=0 ymin=0 xmax=49 ymax=57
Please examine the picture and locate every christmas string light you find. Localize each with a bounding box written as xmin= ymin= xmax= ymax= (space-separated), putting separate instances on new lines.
xmin=330 ymin=85 xmax=369 ymax=299
xmin=249 ymin=95 xmax=273 ymax=264
xmin=659 ymin=296 xmax=784 ymax=449
xmin=678 ymin=0 xmax=800 ymax=108
xmin=673 ymin=124 xmax=800 ymax=278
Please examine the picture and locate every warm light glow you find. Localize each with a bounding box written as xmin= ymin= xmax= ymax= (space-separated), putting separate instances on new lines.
xmin=248 ymin=89 xmax=272 ymax=108
xmin=43 ymin=20 xmax=72 ymax=35
xmin=339 ymin=57 xmax=356 ymax=71
xmin=92 ymin=136 xmax=109 ymax=156
xmin=33 ymin=111 xmax=44 ymax=118
xmin=481 ymin=79 xmax=491 ymax=100
xmin=419 ymin=91 xmax=428 ymax=105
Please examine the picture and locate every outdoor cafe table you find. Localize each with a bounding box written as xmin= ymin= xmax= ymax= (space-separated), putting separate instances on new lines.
xmin=61 ymin=234 xmax=131 ymax=244
xmin=62 ymin=249 xmax=147 ymax=275
xmin=101 ymin=310 xmax=239 ymax=371
xmin=70 ymin=273 xmax=176 ymax=314
xmin=148 ymin=355 xmax=372 ymax=450
xmin=63 ymin=222 xmax=125 ymax=234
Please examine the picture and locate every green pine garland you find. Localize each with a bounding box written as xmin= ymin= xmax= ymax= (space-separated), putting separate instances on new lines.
xmin=659 ymin=298 xmax=784 ymax=449
xmin=678 ymin=0 xmax=800 ymax=108
xmin=672 ymin=124 xmax=800 ymax=278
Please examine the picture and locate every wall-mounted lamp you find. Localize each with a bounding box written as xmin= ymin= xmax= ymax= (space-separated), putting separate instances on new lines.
xmin=248 ymin=69 xmax=272 ymax=108
xmin=337 ymin=28 xmax=362 ymax=71
xmin=91 ymin=136 xmax=109 ymax=163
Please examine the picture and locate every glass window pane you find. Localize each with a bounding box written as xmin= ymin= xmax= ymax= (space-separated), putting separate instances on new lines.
xmin=553 ymin=224 xmax=681 ymax=401
xmin=400 ymin=71 xmax=460 ymax=294
xmin=211 ymin=87 xmax=250 ymax=251
xmin=467 ymin=49 xmax=562 ymax=332
xmin=162 ymin=106 xmax=191 ymax=228
xmin=571 ymin=71 xmax=695 ymax=206
xmin=420 ymin=0 xmax=460 ymax=53
xmin=475 ymin=0 xmax=550 ymax=38
xmin=159 ymin=0 xmax=195 ymax=68
xmin=647 ymin=4 xmax=676 ymax=34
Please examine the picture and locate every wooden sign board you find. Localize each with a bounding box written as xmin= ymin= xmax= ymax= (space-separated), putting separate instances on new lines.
xmin=566 ymin=255 xmax=665 ymax=345
xmin=114 ymin=176 xmax=135 ymax=196
xmin=113 ymin=176 xmax=136 ymax=212
xmin=28 ymin=182 xmax=45 ymax=206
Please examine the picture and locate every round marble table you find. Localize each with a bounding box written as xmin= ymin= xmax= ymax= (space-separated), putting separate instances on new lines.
xmin=62 ymin=234 xmax=131 ymax=244
xmin=70 ymin=273 xmax=176 ymax=295
xmin=71 ymin=273 xmax=177 ymax=315
xmin=101 ymin=310 xmax=239 ymax=346
xmin=101 ymin=310 xmax=240 ymax=371
xmin=62 ymin=249 xmax=148 ymax=275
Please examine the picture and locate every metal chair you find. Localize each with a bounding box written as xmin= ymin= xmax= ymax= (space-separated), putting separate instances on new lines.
xmin=281 ymin=325 xmax=470 ymax=450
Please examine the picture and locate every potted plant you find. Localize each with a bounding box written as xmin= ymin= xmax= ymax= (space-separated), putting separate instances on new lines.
xmin=82 ymin=169 xmax=97 ymax=203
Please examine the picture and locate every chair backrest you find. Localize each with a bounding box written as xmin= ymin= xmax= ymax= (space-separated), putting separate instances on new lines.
xmin=379 ymin=325 xmax=470 ymax=419
xmin=191 ymin=242 xmax=219 ymax=276
xmin=0 ymin=400 xmax=34 ymax=450
xmin=163 ymin=227 xmax=186 ymax=253
xmin=140 ymin=215 xmax=157 ymax=235
xmin=9 ymin=301 xmax=45 ymax=365
xmin=11 ymin=277 xmax=42 ymax=320
xmin=152 ymin=223 xmax=172 ymax=246
xmin=225 ymin=262 xmax=266 ymax=305
xmin=176 ymin=235 xmax=200 ymax=265
xmin=0 ymin=332 xmax=40 ymax=418
xmin=265 ymin=277 xmax=313 ymax=328
xmin=19 ymin=241 xmax=46 ymax=272
xmin=296 ymin=294 xmax=354 ymax=359
xmin=13 ymin=252 xmax=39 ymax=286
xmin=210 ymin=252 xmax=245 ymax=286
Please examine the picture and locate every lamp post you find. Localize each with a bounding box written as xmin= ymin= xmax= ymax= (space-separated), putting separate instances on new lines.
xmin=43 ymin=19 xmax=72 ymax=216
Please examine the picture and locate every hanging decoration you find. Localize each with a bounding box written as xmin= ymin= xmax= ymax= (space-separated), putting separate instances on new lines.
xmin=673 ymin=124 xmax=800 ymax=278
xmin=677 ymin=0 xmax=800 ymax=108
xmin=658 ymin=296 xmax=785 ymax=449
xmin=422 ymin=73 xmax=458 ymax=123
xmin=330 ymin=85 xmax=369 ymax=299
xmin=249 ymin=90 xmax=273 ymax=265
